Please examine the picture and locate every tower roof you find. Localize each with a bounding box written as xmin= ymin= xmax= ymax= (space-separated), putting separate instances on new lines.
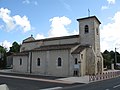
xmin=77 ymin=16 xmax=101 ymax=24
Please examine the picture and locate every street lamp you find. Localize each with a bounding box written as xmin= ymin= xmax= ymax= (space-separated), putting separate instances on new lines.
xmin=115 ymin=48 xmax=117 ymax=66
xmin=114 ymin=47 xmax=119 ymax=69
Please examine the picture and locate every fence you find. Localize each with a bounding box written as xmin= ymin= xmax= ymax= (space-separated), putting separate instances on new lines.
xmin=89 ymin=71 xmax=120 ymax=82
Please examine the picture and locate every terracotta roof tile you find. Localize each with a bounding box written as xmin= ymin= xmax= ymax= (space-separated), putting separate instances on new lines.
xmin=31 ymin=43 xmax=79 ymax=51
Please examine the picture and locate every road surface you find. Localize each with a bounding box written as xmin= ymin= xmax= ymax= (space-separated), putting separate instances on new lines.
xmin=0 ymin=73 xmax=79 ymax=90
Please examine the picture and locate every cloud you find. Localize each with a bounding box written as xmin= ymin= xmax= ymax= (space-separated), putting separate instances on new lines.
xmin=0 ymin=25 xmax=4 ymax=29
xmin=107 ymin=0 xmax=116 ymax=4
xmin=0 ymin=8 xmax=15 ymax=31
xmin=101 ymin=0 xmax=116 ymax=10
xmin=0 ymin=40 xmax=12 ymax=50
xmin=35 ymin=34 xmax=45 ymax=40
xmin=59 ymin=0 xmax=72 ymax=11
xmin=34 ymin=16 xmax=78 ymax=40
xmin=72 ymin=29 xmax=79 ymax=35
xmin=100 ymin=11 xmax=120 ymax=52
xmin=48 ymin=16 xmax=71 ymax=37
xmin=13 ymin=15 xmax=31 ymax=32
xmin=22 ymin=0 xmax=30 ymax=4
xmin=0 ymin=8 xmax=31 ymax=32
xmin=101 ymin=6 xmax=109 ymax=10
xmin=22 ymin=0 xmax=38 ymax=5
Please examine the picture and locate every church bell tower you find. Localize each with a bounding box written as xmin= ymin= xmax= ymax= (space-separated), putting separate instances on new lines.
xmin=77 ymin=16 xmax=101 ymax=54
xmin=77 ymin=16 xmax=103 ymax=74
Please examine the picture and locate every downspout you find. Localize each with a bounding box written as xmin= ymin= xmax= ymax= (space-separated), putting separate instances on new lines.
xmin=30 ymin=52 xmax=32 ymax=73
xmin=68 ymin=50 xmax=70 ymax=76
xmin=27 ymin=55 xmax=29 ymax=72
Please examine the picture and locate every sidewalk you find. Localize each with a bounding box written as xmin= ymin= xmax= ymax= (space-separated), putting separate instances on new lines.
xmin=57 ymin=70 xmax=120 ymax=84
xmin=57 ymin=76 xmax=89 ymax=84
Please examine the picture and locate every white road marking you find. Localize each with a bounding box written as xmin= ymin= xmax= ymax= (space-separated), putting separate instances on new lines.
xmin=0 ymin=74 xmax=73 ymax=84
xmin=40 ymin=87 xmax=62 ymax=90
xmin=113 ymin=84 xmax=120 ymax=88
xmin=105 ymin=89 xmax=109 ymax=90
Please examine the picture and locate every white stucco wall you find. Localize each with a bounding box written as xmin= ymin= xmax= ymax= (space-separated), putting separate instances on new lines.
xmin=48 ymin=50 xmax=70 ymax=76
xmin=13 ymin=55 xmax=28 ymax=73
xmin=31 ymin=49 xmax=71 ymax=77
xmin=31 ymin=51 xmax=46 ymax=74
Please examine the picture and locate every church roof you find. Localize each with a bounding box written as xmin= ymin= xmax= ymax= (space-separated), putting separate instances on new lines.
xmin=23 ymin=36 xmax=35 ymax=43
xmin=13 ymin=52 xmax=29 ymax=56
xmin=23 ymin=35 xmax=79 ymax=43
xmin=31 ymin=43 xmax=79 ymax=51
xmin=77 ymin=16 xmax=101 ymax=24
xmin=71 ymin=44 xmax=90 ymax=54
xmin=13 ymin=44 xmax=90 ymax=56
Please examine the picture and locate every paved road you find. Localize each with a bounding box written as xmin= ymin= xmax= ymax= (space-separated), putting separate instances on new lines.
xmin=0 ymin=73 xmax=79 ymax=90
xmin=62 ymin=76 xmax=120 ymax=90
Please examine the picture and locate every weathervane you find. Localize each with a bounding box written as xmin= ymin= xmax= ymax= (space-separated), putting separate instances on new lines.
xmin=88 ymin=9 xmax=90 ymax=17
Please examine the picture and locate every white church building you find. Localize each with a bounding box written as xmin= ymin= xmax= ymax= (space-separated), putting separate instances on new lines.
xmin=13 ymin=16 xmax=103 ymax=77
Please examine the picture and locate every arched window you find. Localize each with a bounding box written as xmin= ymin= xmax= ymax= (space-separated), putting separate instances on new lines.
xmin=20 ymin=58 xmax=22 ymax=65
xmin=58 ymin=57 xmax=62 ymax=67
xmin=75 ymin=58 xmax=78 ymax=64
xmin=37 ymin=58 xmax=40 ymax=66
xmin=84 ymin=25 xmax=89 ymax=34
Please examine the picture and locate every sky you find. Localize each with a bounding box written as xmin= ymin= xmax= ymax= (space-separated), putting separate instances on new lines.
xmin=0 ymin=0 xmax=120 ymax=52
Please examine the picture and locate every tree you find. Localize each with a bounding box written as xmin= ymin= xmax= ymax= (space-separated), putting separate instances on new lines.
xmin=0 ymin=46 xmax=6 ymax=53
xmin=9 ymin=42 xmax=20 ymax=53
xmin=102 ymin=50 xmax=112 ymax=69
xmin=103 ymin=50 xmax=109 ymax=54
xmin=0 ymin=46 xmax=7 ymax=69
xmin=102 ymin=50 xmax=120 ymax=69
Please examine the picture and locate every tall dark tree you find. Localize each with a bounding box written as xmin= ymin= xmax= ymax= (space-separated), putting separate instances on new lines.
xmin=0 ymin=46 xmax=7 ymax=68
xmin=102 ymin=50 xmax=112 ymax=69
xmin=9 ymin=42 xmax=20 ymax=53
xmin=103 ymin=50 xmax=109 ymax=54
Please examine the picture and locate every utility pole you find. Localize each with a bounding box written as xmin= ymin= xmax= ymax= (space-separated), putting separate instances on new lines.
xmin=115 ymin=47 xmax=117 ymax=69
xmin=0 ymin=51 xmax=1 ymax=60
